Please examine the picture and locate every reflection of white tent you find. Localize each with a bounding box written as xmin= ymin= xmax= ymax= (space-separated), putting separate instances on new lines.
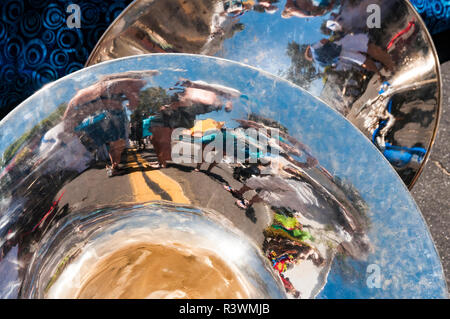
xmin=38 ymin=123 xmax=93 ymax=174
xmin=0 ymin=244 xmax=20 ymax=299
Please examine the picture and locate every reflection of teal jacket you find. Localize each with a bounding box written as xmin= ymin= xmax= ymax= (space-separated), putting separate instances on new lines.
xmin=142 ymin=116 xmax=155 ymax=137
xmin=195 ymin=129 xmax=266 ymax=160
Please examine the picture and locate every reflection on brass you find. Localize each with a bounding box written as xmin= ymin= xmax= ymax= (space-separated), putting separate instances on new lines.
xmin=86 ymin=0 xmax=441 ymax=188
xmin=76 ymin=243 xmax=250 ymax=299
xmin=0 ymin=55 xmax=446 ymax=299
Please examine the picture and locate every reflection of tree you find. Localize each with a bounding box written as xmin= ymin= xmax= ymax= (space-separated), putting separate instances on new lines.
xmin=133 ymin=87 xmax=171 ymax=120
xmin=286 ymin=41 xmax=320 ymax=89
xmin=1 ymin=103 xmax=67 ymax=168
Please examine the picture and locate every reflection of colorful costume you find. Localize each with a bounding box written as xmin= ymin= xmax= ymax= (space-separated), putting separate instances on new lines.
xmin=270 ymin=252 xmax=294 ymax=274
xmin=267 ymin=251 xmax=299 ymax=297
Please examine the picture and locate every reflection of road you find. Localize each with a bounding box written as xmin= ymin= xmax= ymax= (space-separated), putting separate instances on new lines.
xmin=124 ymin=150 xmax=190 ymax=204
xmin=56 ymin=146 xmax=272 ymax=245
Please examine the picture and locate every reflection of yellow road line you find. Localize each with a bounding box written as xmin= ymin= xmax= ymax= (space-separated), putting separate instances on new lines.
xmin=126 ymin=152 xmax=161 ymax=203
xmin=135 ymin=153 xmax=190 ymax=205
xmin=125 ymin=149 xmax=190 ymax=205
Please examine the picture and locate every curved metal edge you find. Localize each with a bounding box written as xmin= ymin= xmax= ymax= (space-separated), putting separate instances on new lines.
xmin=401 ymin=2 xmax=447 ymax=294
xmin=404 ymin=0 xmax=443 ymax=190
xmin=85 ymin=0 xmax=142 ymax=67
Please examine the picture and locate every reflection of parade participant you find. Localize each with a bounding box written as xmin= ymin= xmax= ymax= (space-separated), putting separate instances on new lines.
xmin=281 ymin=0 xmax=335 ymax=19
xmin=269 ymin=252 xmax=298 ymax=296
xmin=0 ymin=123 xmax=97 ymax=283
xmin=229 ymin=155 xmax=320 ymax=212
xmin=234 ymin=118 xmax=319 ymax=167
xmin=150 ymin=80 xmax=239 ymax=168
xmin=192 ymin=119 xmax=273 ymax=172
xmin=130 ymin=112 xmax=145 ymax=150
xmin=306 ymin=35 xmax=394 ymax=77
xmin=189 ymin=119 xmax=226 ymax=172
xmin=269 ymin=213 xmax=312 ymax=241
xmin=63 ymin=77 xmax=147 ymax=177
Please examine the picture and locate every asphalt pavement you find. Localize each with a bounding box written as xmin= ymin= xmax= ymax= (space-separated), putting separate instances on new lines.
xmin=411 ymin=61 xmax=450 ymax=292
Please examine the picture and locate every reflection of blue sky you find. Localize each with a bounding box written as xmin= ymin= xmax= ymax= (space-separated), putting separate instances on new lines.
xmin=0 ymin=54 xmax=446 ymax=298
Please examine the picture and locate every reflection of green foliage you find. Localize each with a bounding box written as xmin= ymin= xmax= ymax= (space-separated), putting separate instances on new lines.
xmin=45 ymin=255 xmax=71 ymax=294
xmin=274 ymin=213 xmax=298 ymax=230
xmin=45 ymin=248 xmax=81 ymax=294
xmin=286 ymin=41 xmax=321 ymax=89
xmin=269 ymin=213 xmax=314 ymax=242
xmin=133 ymin=87 xmax=170 ymax=120
xmin=1 ymin=103 xmax=67 ymax=167
xmin=264 ymin=226 xmax=313 ymax=246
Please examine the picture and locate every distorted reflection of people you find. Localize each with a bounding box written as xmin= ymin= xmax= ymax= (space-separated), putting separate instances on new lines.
xmin=149 ymin=80 xmax=239 ymax=168
xmin=130 ymin=111 xmax=145 ymax=151
xmin=305 ymin=34 xmax=394 ymax=78
xmin=233 ymin=160 xmax=318 ymax=210
xmin=63 ymin=76 xmax=147 ymax=177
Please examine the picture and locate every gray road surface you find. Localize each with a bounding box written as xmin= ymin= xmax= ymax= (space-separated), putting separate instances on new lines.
xmin=411 ymin=61 xmax=450 ymax=292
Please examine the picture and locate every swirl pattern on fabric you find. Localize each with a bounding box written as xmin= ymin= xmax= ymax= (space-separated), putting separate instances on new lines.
xmin=0 ymin=0 xmax=133 ymax=119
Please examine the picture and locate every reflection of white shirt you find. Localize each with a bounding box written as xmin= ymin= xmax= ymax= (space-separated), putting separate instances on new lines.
xmin=39 ymin=123 xmax=93 ymax=174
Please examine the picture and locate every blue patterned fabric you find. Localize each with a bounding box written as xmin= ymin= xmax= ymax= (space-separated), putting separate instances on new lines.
xmin=410 ymin=0 xmax=450 ymax=34
xmin=0 ymin=0 xmax=133 ymax=119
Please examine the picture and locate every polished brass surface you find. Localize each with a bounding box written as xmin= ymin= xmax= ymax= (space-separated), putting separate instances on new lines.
xmin=86 ymin=0 xmax=442 ymax=188
xmin=0 ymin=55 xmax=446 ymax=298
